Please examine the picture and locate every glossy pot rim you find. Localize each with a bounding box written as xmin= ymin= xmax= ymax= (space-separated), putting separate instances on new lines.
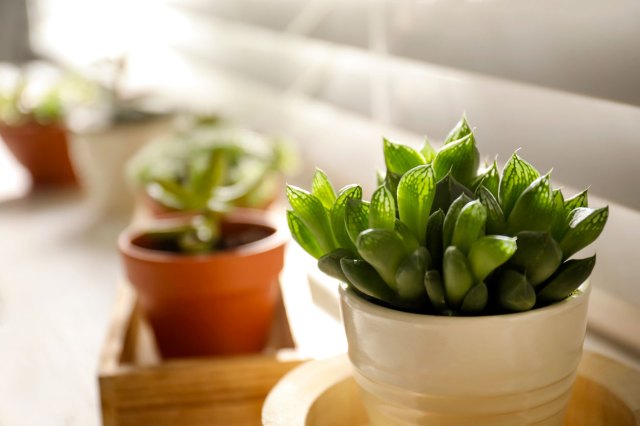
xmin=118 ymin=208 xmax=288 ymax=264
xmin=339 ymin=280 xmax=591 ymax=325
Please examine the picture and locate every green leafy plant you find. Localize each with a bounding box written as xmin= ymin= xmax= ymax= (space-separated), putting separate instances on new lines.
xmin=0 ymin=65 xmax=101 ymax=126
xmin=129 ymin=123 xmax=296 ymax=253
xmin=287 ymin=116 xmax=608 ymax=315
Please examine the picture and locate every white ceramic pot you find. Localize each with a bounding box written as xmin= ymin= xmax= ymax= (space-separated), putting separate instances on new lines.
xmin=339 ymin=282 xmax=591 ymax=426
xmin=70 ymin=116 xmax=174 ymax=218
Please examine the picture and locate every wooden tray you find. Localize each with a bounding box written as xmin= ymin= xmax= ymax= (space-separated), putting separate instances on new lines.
xmin=98 ymin=283 xmax=305 ymax=426
xmin=263 ymin=353 xmax=640 ymax=425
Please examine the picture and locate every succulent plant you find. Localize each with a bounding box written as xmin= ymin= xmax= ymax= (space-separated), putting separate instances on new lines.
xmin=287 ymin=116 xmax=608 ymax=315
xmin=0 ymin=63 xmax=101 ymax=126
xmin=129 ymin=124 xmax=297 ymax=253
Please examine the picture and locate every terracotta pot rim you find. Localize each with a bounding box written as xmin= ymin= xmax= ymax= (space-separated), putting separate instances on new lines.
xmin=118 ymin=209 xmax=288 ymax=263
xmin=340 ymin=280 xmax=591 ymax=324
xmin=0 ymin=120 xmax=65 ymax=130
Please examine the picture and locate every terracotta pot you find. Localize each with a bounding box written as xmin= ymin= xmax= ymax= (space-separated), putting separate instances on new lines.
xmin=119 ymin=210 xmax=288 ymax=359
xmin=0 ymin=121 xmax=77 ymax=187
xmin=340 ymin=282 xmax=591 ymax=426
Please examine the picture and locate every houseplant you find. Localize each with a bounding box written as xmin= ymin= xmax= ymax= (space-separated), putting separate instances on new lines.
xmin=127 ymin=123 xmax=295 ymax=217
xmin=119 ymin=133 xmax=292 ymax=359
xmin=0 ymin=64 xmax=88 ymax=187
xmin=286 ymin=116 xmax=608 ymax=425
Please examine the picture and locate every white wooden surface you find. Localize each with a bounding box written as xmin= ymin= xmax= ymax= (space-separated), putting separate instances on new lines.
xmin=0 ymin=174 xmax=124 ymax=424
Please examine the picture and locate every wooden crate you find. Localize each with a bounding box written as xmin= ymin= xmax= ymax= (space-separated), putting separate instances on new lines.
xmin=99 ymin=283 xmax=305 ymax=426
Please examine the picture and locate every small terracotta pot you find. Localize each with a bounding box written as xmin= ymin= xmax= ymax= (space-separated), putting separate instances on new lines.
xmin=0 ymin=121 xmax=77 ymax=187
xmin=119 ymin=210 xmax=288 ymax=359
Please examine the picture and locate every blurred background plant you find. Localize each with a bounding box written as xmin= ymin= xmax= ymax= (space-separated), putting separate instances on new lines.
xmin=128 ymin=117 xmax=297 ymax=253
xmin=0 ymin=62 xmax=101 ymax=126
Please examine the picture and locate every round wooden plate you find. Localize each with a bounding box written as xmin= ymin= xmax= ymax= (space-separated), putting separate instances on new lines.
xmin=263 ymin=352 xmax=640 ymax=426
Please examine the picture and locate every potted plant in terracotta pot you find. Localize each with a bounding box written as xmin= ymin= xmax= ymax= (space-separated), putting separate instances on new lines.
xmin=286 ymin=116 xmax=608 ymax=425
xmin=0 ymin=64 xmax=87 ymax=187
xmin=119 ymin=133 xmax=294 ymax=359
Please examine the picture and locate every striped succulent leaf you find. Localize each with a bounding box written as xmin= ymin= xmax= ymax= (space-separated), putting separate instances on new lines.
xmin=383 ymin=138 xmax=425 ymax=175
xmin=432 ymin=132 xmax=479 ymax=187
xmin=560 ymin=207 xmax=609 ymax=259
xmin=444 ymin=115 xmax=473 ymax=144
xmin=330 ymin=185 xmax=362 ymax=251
xmin=287 ymin=210 xmax=324 ymax=259
xmin=499 ymin=153 xmax=540 ymax=218
xmin=507 ymin=173 xmax=555 ymax=234
xmin=537 ymin=256 xmax=595 ymax=303
xmin=286 ymin=185 xmax=336 ymax=253
xmin=476 ymin=186 xmax=507 ymax=235
xmin=472 ymin=161 xmax=500 ymax=198
xmin=369 ymin=185 xmax=396 ymax=230
xmin=397 ymin=165 xmax=436 ymax=244
xmin=345 ymin=199 xmax=370 ymax=246
xmin=311 ymin=168 xmax=336 ymax=210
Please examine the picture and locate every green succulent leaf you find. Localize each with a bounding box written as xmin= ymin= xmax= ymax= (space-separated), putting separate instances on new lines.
xmin=476 ymin=186 xmax=507 ymax=235
xmin=397 ymin=165 xmax=436 ymax=244
xmin=393 ymin=219 xmax=420 ymax=255
xmin=444 ymin=115 xmax=472 ymax=144
xmin=383 ymin=171 xmax=401 ymax=206
xmin=148 ymin=178 xmax=192 ymax=210
xmin=345 ymin=199 xmax=370 ymax=246
xmin=424 ymin=270 xmax=447 ymax=312
xmin=461 ymin=282 xmax=489 ymax=314
xmin=420 ymin=137 xmax=437 ymax=163
xmin=550 ymin=189 xmax=567 ymax=241
xmin=564 ymin=189 xmax=589 ymax=214
xmin=472 ymin=161 xmax=500 ymax=198
xmin=340 ymin=258 xmax=397 ymax=304
xmin=443 ymin=194 xmax=472 ymax=248
xmin=356 ymin=229 xmax=408 ymax=291
xmin=560 ymin=207 xmax=609 ymax=259
xmin=286 ymin=210 xmax=324 ymax=258
xmin=431 ymin=172 xmax=474 ymax=214
xmin=499 ymin=153 xmax=540 ymax=218
xmin=507 ymin=173 xmax=555 ymax=234
xmin=376 ymin=170 xmax=385 ymax=187
xmin=432 ymin=133 xmax=480 ymax=187
xmin=287 ymin=185 xmax=336 ymax=252
xmin=509 ymin=231 xmax=562 ymax=286
xmin=497 ymin=270 xmax=536 ymax=312
xmin=383 ymin=138 xmax=425 ymax=175
xmin=369 ymin=185 xmax=396 ymax=230
xmin=451 ymin=200 xmax=487 ymax=255
xmin=537 ymin=256 xmax=595 ymax=303
xmin=318 ymin=248 xmax=356 ymax=282
xmin=468 ymin=235 xmax=517 ymax=282
xmin=330 ymin=185 xmax=362 ymax=251
xmin=193 ymin=149 xmax=227 ymax=202
xmin=426 ymin=210 xmax=445 ymax=269
xmin=443 ymin=246 xmax=475 ymax=308
xmin=395 ymin=247 xmax=431 ymax=301
xmin=311 ymin=168 xmax=336 ymax=210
